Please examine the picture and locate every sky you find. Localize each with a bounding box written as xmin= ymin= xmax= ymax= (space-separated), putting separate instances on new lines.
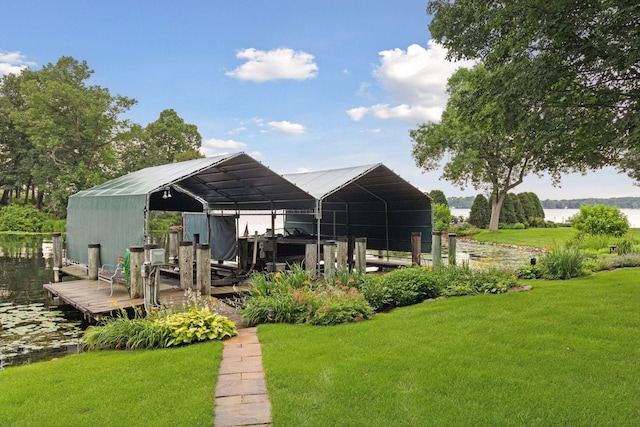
xmin=2 ymin=0 xmax=639 ymax=201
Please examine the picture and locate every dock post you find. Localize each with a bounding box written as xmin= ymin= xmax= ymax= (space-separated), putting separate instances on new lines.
xmin=336 ymin=236 xmax=348 ymax=270
xmin=196 ymin=243 xmax=211 ymax=297
xmin=448 ymin=233 xmax=457 ymax=266
xmin=179 ymin=241 xmax=194 ymax=290
xmin=129 ymin=246 xmax=144 ymax=298
xmin=237 ymin=237 xmax=248 ymax=272
xmin=323 ymin=241 xmax=336 ymax=278
xmin=411 ymin=232 xmax=422 ymax=266
xmin=88 ymin=243 xmax=100 ymax=280
xmin=355 ymin=237 xmax=367 ymax=272
xmin=432 ymin=231 xmax=442 ymax=268
xmin=52 ymin=232 xmax=63 ymax=282
xmin=305 ymin=239 xmax=317 ymax=278
xmin=168 ymin=230 xmax=179 ymax=265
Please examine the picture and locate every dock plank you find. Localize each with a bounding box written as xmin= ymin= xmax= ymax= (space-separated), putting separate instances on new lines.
xmin=44 ymin=278 xmax=250 ymax=322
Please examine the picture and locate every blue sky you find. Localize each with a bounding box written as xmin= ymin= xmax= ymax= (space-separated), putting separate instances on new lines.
xmin=2 ymin=0 xmax=639 ymax=200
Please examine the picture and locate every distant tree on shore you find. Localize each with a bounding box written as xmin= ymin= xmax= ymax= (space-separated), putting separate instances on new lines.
xmin=468 ymin=194 xmax=490 ymax=228
xmin=429 ymin=189 xmax=448 ymax=206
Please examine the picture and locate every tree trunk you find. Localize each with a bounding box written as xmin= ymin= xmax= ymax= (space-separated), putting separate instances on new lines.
xmin=0 ymin=190 xmax=9 ymax=206
xmin=36 ymin=191 xmax=44 ymax=210
xmin=488 ymin=193 xmax=507 ymax=232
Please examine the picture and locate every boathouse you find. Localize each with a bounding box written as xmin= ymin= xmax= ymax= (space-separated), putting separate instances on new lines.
xmin=65 ymin=153 xmax=316 ymax=266
xmin=65 ymin=154 xmax=432 ymax=269
xmin=283 ymin=164 xmax=432 ymax=253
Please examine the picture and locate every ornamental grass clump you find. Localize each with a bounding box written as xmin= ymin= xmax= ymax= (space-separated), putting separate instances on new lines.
xmin=538 ymin=245 xmax=586 ymax=279
xmin=242 ymin=266 xmax=373 ymax=326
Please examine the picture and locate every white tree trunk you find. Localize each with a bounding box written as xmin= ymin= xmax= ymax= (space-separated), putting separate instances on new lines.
xmin=488 ymin=193 xmax=507 ymax=232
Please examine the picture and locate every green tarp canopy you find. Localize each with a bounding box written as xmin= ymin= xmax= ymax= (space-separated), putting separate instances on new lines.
xmin=66 ymin=153 xmax=317 ymax=266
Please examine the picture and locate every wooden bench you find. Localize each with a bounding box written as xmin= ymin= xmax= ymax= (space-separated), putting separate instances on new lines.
xmin=98 ymin=255 xmax=126 ymax=296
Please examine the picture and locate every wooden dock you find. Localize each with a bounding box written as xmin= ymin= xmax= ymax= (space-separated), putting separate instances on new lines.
xmin=45 ymin=266 xmax=250 ymax=322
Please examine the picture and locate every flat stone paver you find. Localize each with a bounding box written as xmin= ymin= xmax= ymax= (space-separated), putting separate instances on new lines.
xmin=215 ymin=327 xmax=271 ymax=427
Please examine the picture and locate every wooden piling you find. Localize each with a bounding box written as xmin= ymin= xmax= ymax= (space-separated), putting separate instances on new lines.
xmin=52 ymin=232 xmax=63 ymax=282
xmin=336 ymin=236 xmax=348 ymax=270
xmin=432 ymin=231 xmax=442 ymax=268
xmin=196 ymin=243 xmax=211 ymax=296
xmin=411 ymin=232 xmax=422 ymax=266
xmin=168 ymin=230 xmax=179 ymax=265
xmin=448 ymin=233 xmax=457 ymax=266
xmin=179 ymin=241 xmax=194 ymax=290
xmin=237 ymin=237 xmax=248 ymax=272
xmin=323 ymin=241 xmax=336 ymax=278
xmin=88 ymin=244 xmax=100 ymax=280
xmin=305 ymin=240 xmax=317 ymax=278
xmin=355 ymin=237 xmax=367 ymax=272
xmin=129 ymin=246 xmax=144 ymax=298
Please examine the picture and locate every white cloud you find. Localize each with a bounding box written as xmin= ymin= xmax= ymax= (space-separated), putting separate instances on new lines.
xmin=227 ymin=126 xmax=247 ymax=135
xmin=200 ymin=138 xmax=246 ymax=156
xmin=266 ymin=120 xmax=305 ymax=135
xmin=0 ymin=50 xmax=36 ymax=76
xmin=346 ymin=106 xmax=369 ymax=121
xmin=346 ymin=40 xmax=476 ymax=123
xmin=226 ymin=47 xmax=318 ymax=82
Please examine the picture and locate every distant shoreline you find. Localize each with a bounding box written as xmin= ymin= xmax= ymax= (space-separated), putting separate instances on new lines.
xmin=448 ymin=196 xmax=640 ymax=210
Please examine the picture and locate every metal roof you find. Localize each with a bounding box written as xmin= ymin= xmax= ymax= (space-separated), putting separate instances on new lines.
xmin=71 ymin=153 xmax=317 ymax=211
xmin=283 ymin=163 xmax=429 ymax=204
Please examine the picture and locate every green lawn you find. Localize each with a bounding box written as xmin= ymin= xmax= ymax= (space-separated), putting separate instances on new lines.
xmin=471 ymin=227 xmax=578 ymax=248
xmin=259 ymin=268 xmax=640 ymax=426
xmin=0 ymin=340 xmax=223 ymax=426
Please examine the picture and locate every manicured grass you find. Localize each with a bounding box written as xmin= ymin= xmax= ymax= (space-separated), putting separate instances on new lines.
xmin=259 ymin=269 xmax=640 ymax=426
xmin=0 ymin=340 xmax=223 ymax=426
xmin=472 ymin=227 xmax=578 ymax=248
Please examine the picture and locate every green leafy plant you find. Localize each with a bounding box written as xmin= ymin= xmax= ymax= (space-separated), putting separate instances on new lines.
xmin=155 ymin=307 xmax=236 ymax=346
xmin=82 ymin=294 xmax=237 ymax=351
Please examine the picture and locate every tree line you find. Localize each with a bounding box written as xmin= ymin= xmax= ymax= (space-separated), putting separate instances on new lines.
xmin=449 ymin=196 xmax=640 ymax=210
xmin=430 ymin=190 xmax=546 ymax=230
xmin=411 ymin=1 xmax=639 ymax=231
xmin=0 ymin=56 xmax=203 ymax=217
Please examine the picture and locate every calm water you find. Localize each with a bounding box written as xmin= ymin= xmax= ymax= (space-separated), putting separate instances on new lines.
xmin=0 ymin=234 xmax=83 ymax=368
xmin=451 ymin=208 xmax=640 ymax=228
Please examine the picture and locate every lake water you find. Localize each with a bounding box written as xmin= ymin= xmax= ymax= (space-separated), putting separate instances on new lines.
xmin=451 ymin=208 xmax=640 ymax=228
xmin=0 ymin=234 xmax=83 ymax=368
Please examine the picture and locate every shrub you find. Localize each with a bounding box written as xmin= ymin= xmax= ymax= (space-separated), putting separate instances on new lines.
xmin=380 ymin=266 xmax=441 ymax=307
xmin=433 ymin=203 xmax=453 ymax=232
xmin=538 ymin=245 xmax=586 ymax=279
xmin=570 ymin=205 xmax=629 ymax=236
xmin=356 ymin=275 xmax=392 ymax=311
xmin=0 ymin=204 xmax=45 ymax=232
xmin=41 ymin=219 xmax=66 ymax=233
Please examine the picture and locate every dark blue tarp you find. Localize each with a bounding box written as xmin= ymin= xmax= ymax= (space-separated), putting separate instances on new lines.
xmin=183 ymin=213 xmax=237 ymax=261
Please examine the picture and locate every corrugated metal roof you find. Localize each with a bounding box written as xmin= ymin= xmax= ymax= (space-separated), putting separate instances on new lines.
xmin=70 ymin=153 xmax=317 ymax=210
xmin=283 ymin=163 xmax=429 ymax=203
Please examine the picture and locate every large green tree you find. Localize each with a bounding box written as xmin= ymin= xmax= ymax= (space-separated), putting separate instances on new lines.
xmin=410 ymin=65 xmax=613 ymax=231
xmin=6 ymin=57 xmax=136 ymax=213
xmin=117 ymin=108 xmax=202 ymax=172
xmin=427 ymin=0 xmax=639 ymax=181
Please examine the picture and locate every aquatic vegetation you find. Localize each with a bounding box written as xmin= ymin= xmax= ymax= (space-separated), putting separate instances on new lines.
xmin=0 ymin=302 xmax=82 ymax=367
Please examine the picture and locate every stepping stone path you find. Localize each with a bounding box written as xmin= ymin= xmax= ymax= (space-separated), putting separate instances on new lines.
xmin=215 ymin=327 xmax=272 ymax=427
